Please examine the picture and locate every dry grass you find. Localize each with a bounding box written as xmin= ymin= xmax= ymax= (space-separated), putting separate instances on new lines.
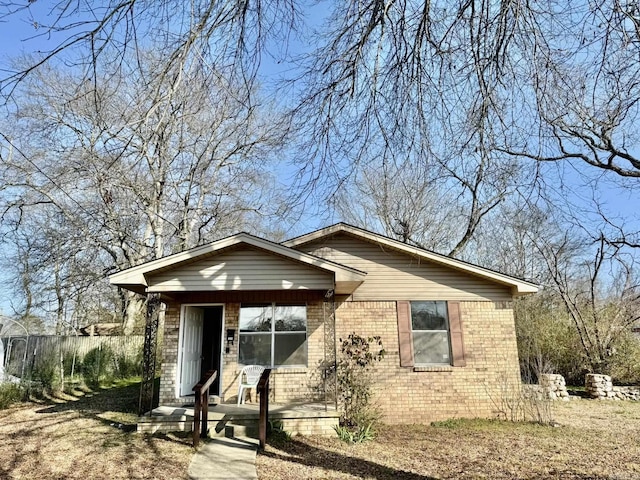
xmin=3 ymin=385 xmax=640 ymax=479
xmin=0 ymin=380 xmax=192 ymax=480
xmin=257 ymin=400 xmax=640 ymax=479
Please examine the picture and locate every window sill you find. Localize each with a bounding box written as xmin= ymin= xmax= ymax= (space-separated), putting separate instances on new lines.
xmin=272 ymin=367 xmax=307 ymax=374
xmin=413 ymin=365 xmax=454 ymax=372
xmin=235 ymin=366 xmax=307 ymax=375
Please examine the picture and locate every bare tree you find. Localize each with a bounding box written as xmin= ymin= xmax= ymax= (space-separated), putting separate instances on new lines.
xmin=0 ymin=190 xmax=124 ymax=334
xmin=535 ymin=230 xmax=640 ymax=374
xmin=0 ymin=1 xmax=300 ymax=103
xmin=2 ymin=2 xmax=639 ymax=186
xmin=2 ymin=3 xmax=638 ymax=204
xmin=334 ymin=154 xmax=527 ymax=257
xmin=0 ymin=49 xmax=288 ymax=331
xmin=493 ymin=1 xmax=640 ymax=179
xmin=288 ymin=1 xmax=529 ymax=197
xmin=1 ymin=0 xmax=639 ymax=344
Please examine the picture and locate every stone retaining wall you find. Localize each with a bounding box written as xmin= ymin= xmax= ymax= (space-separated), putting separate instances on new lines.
xmin=523 ymin=373 xmax=570 ymax=401
xmin=539 ymin=373 xmax=570 ymax=400
xmin=523 ymin=373 xmax=640 ymax=402
xmin=585 ymin=374 xmax=640 ymax=400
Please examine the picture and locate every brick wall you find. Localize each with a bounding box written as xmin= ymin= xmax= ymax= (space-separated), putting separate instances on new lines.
xmin=331 ymin=300 xmax=520 ymax=424
xmin=217 ymin=299 xmax=328 ymax=404
xmin=159 ymin=297 xmax=520 ymax=424
xmin=159 ymin=294 xmax=333 ymax=406
xmin=158 ymin=302 xmax=180 ymax=405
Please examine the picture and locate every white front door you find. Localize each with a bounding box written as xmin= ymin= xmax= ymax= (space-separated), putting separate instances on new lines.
xmin=179 ymin=306 xmax=204 ymax=396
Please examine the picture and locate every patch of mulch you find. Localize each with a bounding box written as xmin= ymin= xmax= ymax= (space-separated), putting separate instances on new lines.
xmin=257 ymin=400 xmax=640 ymax=479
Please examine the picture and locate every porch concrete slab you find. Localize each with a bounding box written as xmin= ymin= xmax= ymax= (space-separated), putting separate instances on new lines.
xmin=139 ymin=402 xmax=339 ymax=435
xmin=188 ymin=436 xmax=258 ymax=480
xmin=151 ymin=401 xmax=337 ymax=417
xmin=143 ymin=402 xmax=338 ymax=422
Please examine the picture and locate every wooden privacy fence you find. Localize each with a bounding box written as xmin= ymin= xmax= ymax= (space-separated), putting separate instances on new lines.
xmin=2 ymin=335 xmax=145 ymax=371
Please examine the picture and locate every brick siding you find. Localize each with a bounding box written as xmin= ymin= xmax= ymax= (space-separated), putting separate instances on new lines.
xmin=159 ymin=297 xmax=520 ymax=424
xmin=333 ymin=300 xmax=520 ymax=423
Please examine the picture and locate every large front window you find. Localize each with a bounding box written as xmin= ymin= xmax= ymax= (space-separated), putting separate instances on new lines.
xmin=238 ymin=303 xmax=307 ymax=367
xmin=411 ymin=301 xmax=451 ymax=365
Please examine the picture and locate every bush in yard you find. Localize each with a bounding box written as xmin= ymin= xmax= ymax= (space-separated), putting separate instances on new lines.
xmin=607 ymin=332 xmax=640 ymax=385
xmin=31 ymin=351 xmax=61 ymax=393
xmin=489 ymin=370 xmax=555 ymax=425
xmin=62 ymin=350 xmax=82 ymax=378
xmin=335 ymin=333 xmax=385 ymax=442
xmin=267 ymin=419 xmax=292 ymax=442
xmin=515 ymin=289 xmax=640 ymax=387
xmin=515 ymin=295 xmax=586 ymax=385
xmin=0 ymin=383 xmax=25 ymax=409
xmin=113 ymin=350 xmax=143 ymax=379
xmin=82 ymin=346 xmax=115 ymax=386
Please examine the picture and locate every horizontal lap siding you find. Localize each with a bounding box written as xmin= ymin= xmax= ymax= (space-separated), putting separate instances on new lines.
xmin=301 ymin=234 xmax=512 ymax=302
xmin=175 ymin=290 xmax=326 ymax=304
xmin=147 ymin=247 xmax=333 ymax=292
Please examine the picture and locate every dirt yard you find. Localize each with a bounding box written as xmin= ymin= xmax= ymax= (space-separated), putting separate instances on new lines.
xmin=0 ymin=381 xmax=192 ymax=480
xmin=257 ymin=400 xmax=640 ymax=479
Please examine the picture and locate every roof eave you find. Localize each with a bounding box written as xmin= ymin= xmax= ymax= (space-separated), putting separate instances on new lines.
xmin=284 ymin=223 xmax=539 ymax=296
xmin=513 ymin=284 xmax=540 ymax=296
xmin=109 ymin=231 xmax=367 ymax=294
xmin=110 ymin=282 xmax=147 ymax=295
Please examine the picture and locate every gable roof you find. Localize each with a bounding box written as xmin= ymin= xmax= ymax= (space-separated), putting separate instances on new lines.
xmin=109 ymin=232 xmax=367 ymax=295
xmin=282 ymin=223 xmax=538 ymax=296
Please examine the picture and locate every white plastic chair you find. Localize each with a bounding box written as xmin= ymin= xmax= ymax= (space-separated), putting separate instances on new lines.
xmin=237 ymin=365 xmax=265 ymax=406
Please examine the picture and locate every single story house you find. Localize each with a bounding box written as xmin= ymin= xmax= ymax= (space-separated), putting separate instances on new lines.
xmin=110 ymin=223 xmax=537 ymax=424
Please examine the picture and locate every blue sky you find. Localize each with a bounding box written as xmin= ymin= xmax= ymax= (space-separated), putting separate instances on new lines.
xmin=1 ymin=4 xmax=638 ymax=317
xmin=1 ymin=4 xmax=62 ymax=57
xmin=3 ymin=3 xmax=634 ymax=224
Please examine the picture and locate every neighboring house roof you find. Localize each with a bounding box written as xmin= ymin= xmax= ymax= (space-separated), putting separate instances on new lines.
xmin=109 ymin=232 xmax=367 ymax=295
xmin=282 ymin=223 xmax=538 ymax=296
xmin=79 ymin=323 xmax=124 ymax=336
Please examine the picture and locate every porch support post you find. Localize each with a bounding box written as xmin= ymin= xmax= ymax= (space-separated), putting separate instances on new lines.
xmin=323 ymin=289 xmax=337 ymax=411
xmin=139 ymin=293 xmax=162 ymax=416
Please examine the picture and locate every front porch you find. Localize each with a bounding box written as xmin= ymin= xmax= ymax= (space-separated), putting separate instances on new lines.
xmin=137 ymin=402 xmax=340 ymax=437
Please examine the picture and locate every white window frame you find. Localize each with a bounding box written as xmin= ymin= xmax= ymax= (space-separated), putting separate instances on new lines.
xmin=238 ymin=303 xmax=307 ymax=368
xmin=410 ymin=301 xmax=452 ymax=366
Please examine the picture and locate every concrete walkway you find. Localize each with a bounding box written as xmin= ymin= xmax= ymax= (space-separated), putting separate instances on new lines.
xmin=188 ymin=436 xmax=259 ymax=480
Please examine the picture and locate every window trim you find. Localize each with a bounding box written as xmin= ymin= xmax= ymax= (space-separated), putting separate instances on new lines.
xmin=238 ymin=303 xmax=308 ymax=368
xmin=410 ymin=301 xmax=452 ymax=366
xmin=396 ymin=301 xmax=466 ymax=368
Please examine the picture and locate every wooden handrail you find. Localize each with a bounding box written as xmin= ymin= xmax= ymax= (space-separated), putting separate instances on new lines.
xmin=257 ymin=368 xmax=271 ymax=450
xmin=192 ymin=369 xmax=218 ymax=448
xmin=194 ymin=369 xmax=218 ymax=394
